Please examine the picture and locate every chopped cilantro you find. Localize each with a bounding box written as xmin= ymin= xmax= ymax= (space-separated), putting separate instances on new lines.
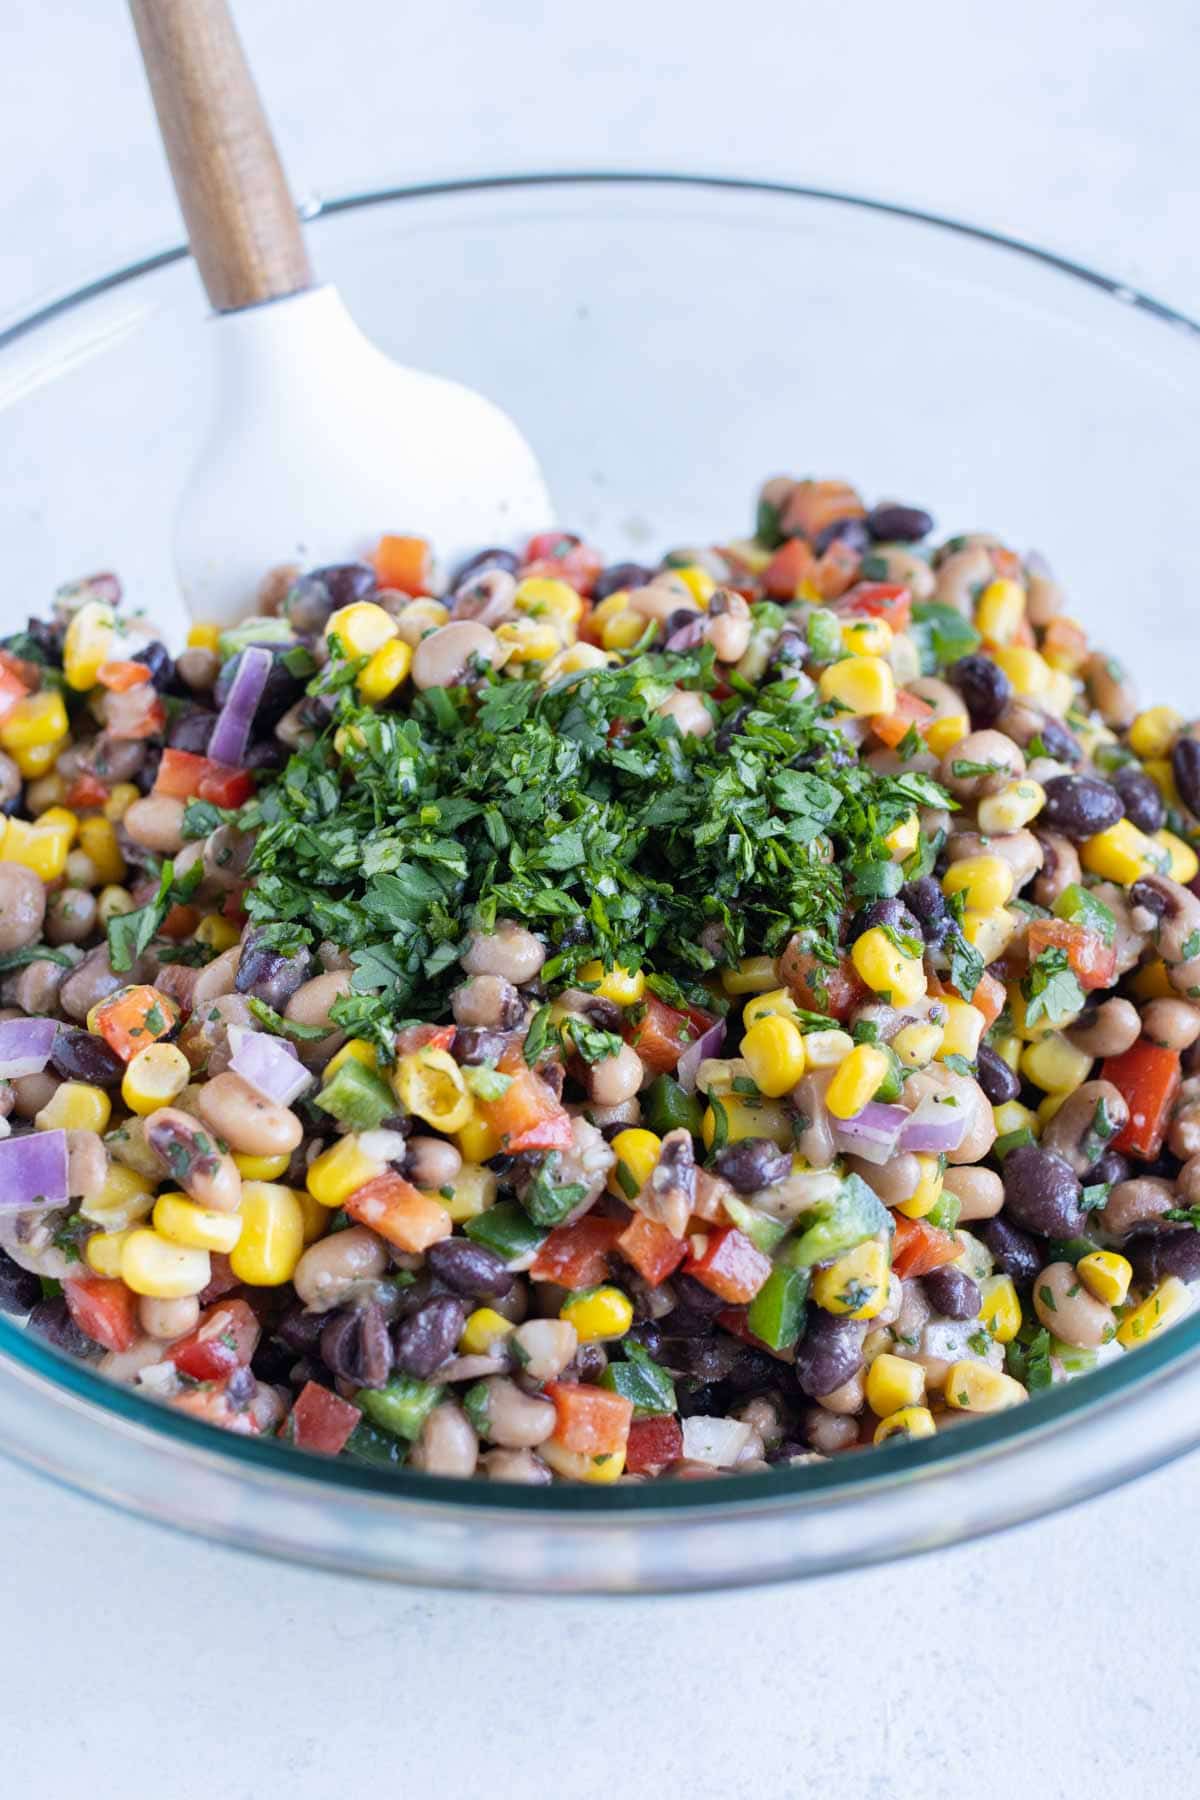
xmin=1021 ymin=946 xmax=1085 ymax=1028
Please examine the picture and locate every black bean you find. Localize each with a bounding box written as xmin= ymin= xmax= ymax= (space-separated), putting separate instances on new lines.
xmin=244 ymin=741 xmax=286 ymax=773
xmin=794 ymin=1312 xmax=865 ymax=1399
xmin=713 ymin=1137 xmax=792 ymax=1194
xmin=663 ymin=607 xmax=701 ymax=642
xmin=980 ymin=1214 xmax=1048 ymax=1285
xmin=676 ymin=1381 xmax=727 ymax=1418
xmin=901 ymin=875 xmax=950 ymax=949
xmin=1001 ymin=1144 xmax=1085 ymax=1238
xmin=27 ymin=1295 xmax=99 ymax=1359
xmin=0 ymin=1248 xmax=40 ymax=1315
xmin=132 ymin=640 xmax=177 ymax=692
xmin=592 ymin=562 xmax=653 ymax=602
xmin=167 ymin=708 xmax=218 ymax=754
xmin=1034 ymin=717 xmax=1083 ymax=765
xmin=392 ymin=1295 xmax=466 ymax=1378
xmin=922 ymin=1265 xmax=982 ymax=1320
xmin=665 ymin=1274 xmax=729 ymax=1334
xmin=135 ymin=748 xmax=162 ymax=795
xmin=426 ymin=1237 xmax=514 ymax=1300
xmin=320 ymin=1302 xmax=393 ymax=1389
xmin=452 ymin=547 xmax=521 ymax=590
xmin=767 ymin=1438 xmax=810 ymax=1464
xmin=566 ymin=1344 xmax=609 ymax=1383
xmin=1172 ymin=737 xmax=1200 ymax=819
xmin=976 ymin=1041 xmax=1020 ymax=1105
xmin=1040 ymin=774 xmax=1125 ymax=843
xmin=724 ymin=1344 xmax=781 ymax=1393
xmin=1127 ymin=1227 xmax=1200 ymax=1287
xmin=51 ymin=1027 xmax=125 ymax=1089
xmin=714 ymin=705 xmax=752 ymax=753
xmin=1082 ymin=1149 xmax=1130 ymax=1189
xmin=235 ymin=927 xmax=312 ymax=1009
xmin=251 ymin=1335 xmax=301 ymax=1385
xmin=946 ymin=655 xmax=1012 ymax=730
xmin=625 ymin=1320 xmax=664 ymax=1359
xmin=283 ymin=561 xmax=377 ymax=634
xmin=1111 ymin=766 xmax=1166 ymax=835
xmin=659 ymin=1334 xmax=739 ymax=1382
xmin=276 ymin=1306 xmax=327 ymax=1355
xmin=767 ymin=628 xmax=808 ymax=677
xmin=812 ymin=517 xmax=871 ymax=556
xmin=867 ymin=503 xmax=933 ymax=543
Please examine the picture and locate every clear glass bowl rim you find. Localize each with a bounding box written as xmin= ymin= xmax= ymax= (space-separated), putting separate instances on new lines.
xmin=3 ymin=168 xmax=1200 ymax=1532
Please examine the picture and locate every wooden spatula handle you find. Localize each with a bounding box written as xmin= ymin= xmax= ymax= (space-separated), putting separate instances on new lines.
xmin=128 ymin=0 xmax=312 ymax=311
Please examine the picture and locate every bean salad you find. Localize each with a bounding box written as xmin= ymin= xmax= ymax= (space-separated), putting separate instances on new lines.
xmin=1 ymin=477 xmax=1199 ymax=1483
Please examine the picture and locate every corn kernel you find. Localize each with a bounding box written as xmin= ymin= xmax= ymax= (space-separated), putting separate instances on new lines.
xmin=740 ymin=1014 xmax=806 ymax=1098
xmin=884 ymin=812 xmax=920 ymax=861
xmin=943 ymin=1361 xmax=1028 ymax=1412
xmin=992 ymin=1099 xmax=1041 ymax=1139
xmin=1020 ymin=1032 xmax=1091 ymax=1093
xmin=34 ymin=804 xmax=78 ymax=846
xmin=1131 ymin=959 xmax=1174 ymax=1002
xmin=513 ymin=576 xmax=585 ymax=627
xmin=0 ymin=815 xmax=72 ymax=881
xmin=579 ymin=959 xmax=646 ymax=1006
xmin=961 ymin=907 xmax=1017 ymax=963
xmin=539 ymin=1440 xmax=626 ymax=1484
xmin=943 ymin=855 xmax=1014 ymax=912
xmin=851 ymin=925 xmax=927 ymax=1006
xmin=601 ymin=609 xmax=649 ymax=651
xmin=1080 ymin=819 xmax=1164 ymax=886
xmin=1155 ymin=829 xmax=1198 ymax=885
xmin=1128 ymin=706 xmax=1183 ymax=760
xmin=392 ymin=1046 xmax=474 ymax=1132
xmin=924 ymin=712 xmax=969 ymax=756
xmin=992 ymin=1033 xmax=1022 ymax=1071
xmin=1077 ymin=1250 xmax=1132 ymax=1308
xmin=702 ymin=1093 xmax=792 ymax=1149
xmin=154 ymin=1191 xmax=244 ymax=1254
xmin=590 ymin=592 xmax=634 ymax=628
xmin=977 ymin=779 xmax=1046 ymax=835
xmin=95 ymin=884 xmax=134 ymax=927
xmin=866 ymin=1351 xmax=926 ymax=1417
xmin=460 ymin=1306 xmax=515 ymax=1356
xmin=84 ymin=1228 xmax=134 ymax=1279
xmin=306 ymin=1135 xmax=386 ymax=1208
xmin=891 ymin=1020 xmax=943 ymax=1068
xmin=841 ymin=618 xmax=893 ymax=657
xmin=392 ymin=598 xmax=449 ymax=646
xmin=977 ymin=1274 xmax=1022 ymax=1343
xmin=974 ymin=578 xmax=1026 ymax=644
xmin=1037 ymin=1091 xmax=1069 ymax=1129
xmin=720 ymin=955 xmax=778 ymax=997
xmin=671 ymin=565 xmax=717 ymax=606
xmin=742 ymin=987 xmax=803 ymax=1029
xmin=357 ymin=637 xmax=413 ymax=704
xmin=443 ymin=1163 xmax=498 ymax=1224
xmin=80 ymin=1163 xmax=155 ymax=1230
xmin=812 ymin=1238 xmax=890 ymax=1319
xmin=326 ymin=600 xmax=399 ymax=659
xmin=322 ymin=1039 xmax=379 ymax=1083
xmin=818 ymin=655 xmax=896 ymax=717
xmin=234 ymin=1150 xmax=291 ymax=1181
xmin=121 ymin=1229 xmax=211 ymax=1299
xmin=77 ymin=815 xmax=125 ymax=884
xmin=186 ymin=623 xmax=221 ymax=652
xmin=1116 ymin=1275 xmax=1190 ymax=1348
xmin=495 ymin=618 xmax=564 ymax=662
xmin=194 ymin=912 xmax=241 ymax=952
xmin=453 ymin=1114 xmax=504 ymax=1164
xmin=991 ymin=645 xmax=1050 ymax=697
xmin=802 ymin=1028 xmax=856 ymax=1069
xmin=1041 ymin=669 xmax=1077 ymax=719
xmin=873 ymin=1405 xmax=937 ymax=1444
xmin=561 ymin=1285 xmax=634 ymax=1342
xmin=230 ymin=1182 xmax=305 ymax=1286
xmin=540 ymin=642 xmax=613 ymax=683
xmin=13 ymin=739 xmax=65 ymax=779
xmin=937 ymin=998 xmax=986 ymax=1063
xmin=295 ymin=1188 xmax=328 ymax=1245
xmin=607 ymin=1129 xmax=663 ymax=1198
xmin=826 ymin=1043 xmax=891 ymax=1119
xmin=35 ymin=1081 xmax=111 ymax=1135
xmin=121 ymin=1042 xmax=191 ymax=1115
xmin=1007 ymin=983 xmax=1057 ymax=1044
xmin=62 ymin=599 xmax=116 ymax=691
xmin=895 ymin=1153 xmax=943 ymax=1220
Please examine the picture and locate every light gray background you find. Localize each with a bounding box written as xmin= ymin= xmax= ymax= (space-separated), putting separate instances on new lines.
xmin=2 ymin=4 xmax=1197 ymax=1796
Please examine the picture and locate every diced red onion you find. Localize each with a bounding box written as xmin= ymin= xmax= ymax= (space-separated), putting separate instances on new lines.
xmin=0 ymin=1017 xmax=57 ymax=1079
xmin=897 ymin=1093 xmax=970 ymax=1154
xmin=228 ymin=1026 xmax=312 ymax=1108
xmin=0 ymin=1129 xmax=69 ymax=1211
xmin=681 ymin=1415 xmax=754 ymax=1468
xmin=829 ymin=1100 xmax=909 ymax=1165
xmin=208 ymin=645 xmax=273 ymax=768
xmin=676 ymin=1019 xmax=727 ymax=1094
xmin=664 ymin=617 xmax=708 ymax=652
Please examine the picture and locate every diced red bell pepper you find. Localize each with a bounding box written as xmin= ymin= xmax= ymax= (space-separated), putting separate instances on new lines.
xmin=521 ymin=533 xmax=604 ymax=596
xmin=479 ymin=1062 xmax=573 ymax=1152
xmin=287 ymin=1381 xmax=362 ymax=1455
xmin=198 ymin=1251 xmax=241 ymax=1304
xmin=63 ymin=1276 xmax=139 ymax=1353
xmin=170 ymin=1382 xmax=259 ymax=1435
xmin=762 ymin=537 xmax=816 ymax=600
xmin=154 ymin=748 xmax=255 ymax=809
xmin=168 ymin=1297 xmax=261 ymax=1381
xmin=160 ymin=903 xmax=202 ymax=939
xmin=840 ymin=581 xmax=912 ymax=631
xmin=0 ymin=662 xmax=30 ymax=721
xmin=345 ymin=1174 xmax=452 ymax=1254
xmin=869 ymin=689 xmax=935 ymax=749
xmin=890 ymin=1214 xmax=960 ymax=1280
xmin=0 ymin=648 xmax=39 ymax=692
xmin=1027 ymin=918 xmax=1117 ymax=993
xmin=1040 ymin=616 xmax=1089 ymax=668
xmin=197 ymin=763 xmax=255 ymax=808
xmin=65 ymin=770 xmax=111 ymax=812
xmin=615 ymin=1213 xmax=688 ymax=1287
xmin=93 ymin=985 xmax=179 ymax=1061
xmin=1102 ymin=1041 xmax=1182 ymax=1161
xmin=545 ymin=1381 xmax=633 ymax=1456
xmin=811 ymin=539 xmax=861 ymax=600
xmin=372 ymin=534 xmax=432 ymax=596
xmin=684 ymin=1226 xmax=772 ymax=1305
xmin=531 ymin=1215 xmax=625 ymax=1287
xmin=625 ymin=995 xmax=703 ymax=1077
xmin=96 ymin=658 xmax=151 ymax=691
xmin=780 ymin=480 xmax=865 ymax=542
xmin=778 ymin=938 xmax=868 ymax=1022
xmin=625 ymin=1414 xmax=684 ymax=1475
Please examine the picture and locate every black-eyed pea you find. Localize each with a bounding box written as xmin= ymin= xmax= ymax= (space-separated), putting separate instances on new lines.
xmin=1032 ymin=1261 xmax=1115 ymax=1349
xmin=195 ymin=1071 xmax=303 ymax=1158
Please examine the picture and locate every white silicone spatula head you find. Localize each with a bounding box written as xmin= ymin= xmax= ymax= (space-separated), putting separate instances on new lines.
xmin=128 ymin=0 xmax=552 ymax=624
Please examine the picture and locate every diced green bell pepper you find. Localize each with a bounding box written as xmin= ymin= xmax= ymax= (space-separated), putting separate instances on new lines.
xmin=355 ymin=1375 xmax=444 ymax=1441
xmin=344 ymin=1420 xmax=410 ymax=1468
xmin=640 ymin=1074 xmax=704 ymax=1139
xmin=746 ymin=1264 xmax=809 ymax=1351
xmin=721 ymin=1192 xmax=790 ymax=1254
xmin=464 ymin=1202 xmax=546 ymax=1263
xmin=782 ymin=1172 xmax=892 ymax=1270
xmin=599 ymin=1342 xmax=677 ymax=1417
xmin=313 ymin=1057 xmax=395 ymax=1131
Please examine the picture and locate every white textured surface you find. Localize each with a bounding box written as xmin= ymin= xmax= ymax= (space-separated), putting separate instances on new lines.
xmin=2 ymin=2 xmax=1199 ymax=1794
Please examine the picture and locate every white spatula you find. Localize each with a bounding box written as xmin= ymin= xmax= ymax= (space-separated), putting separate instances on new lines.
xmin=128 ymin=0 xmax=552 ymax=623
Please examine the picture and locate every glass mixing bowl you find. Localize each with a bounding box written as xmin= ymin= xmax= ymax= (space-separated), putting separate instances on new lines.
xmin=3 ymin=174 xmax=1200 ymax=1593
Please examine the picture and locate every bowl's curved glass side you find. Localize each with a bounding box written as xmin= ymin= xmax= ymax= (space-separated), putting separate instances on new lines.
xmin=2 ymin=175 xmax=1200 ymax=1586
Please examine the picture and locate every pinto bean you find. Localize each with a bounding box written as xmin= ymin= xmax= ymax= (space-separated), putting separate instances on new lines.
xmin=1064 ymin=998 xmax=1141 ymax=1060
xmin=656 ymin=689 xmax=714 ymax=737
xmin=939 ymin=730 xmax=1024 ymax=800
xmin=122 ymin=794 xmax=186 ymax=855
xmin=942 ymin=1164 xmax=1005 ymax=1222
xmin=482 ymin=1447 xmax=553 ymax=1484
xmin=409 ymin=1400 xmax=479 ymax=1477
xmin=946 ymin=827 xmax=1043 ymax=892
xmin=1096 ymin=1177 xmax=1177 ymax=1242
xmin=1039 ymin=1080 xmax=1129 ymax=1176
xmin=845 ymin=1152 xmax=920 ymax=1206
xmin=802 ymin=1406 xmax=860 ymax=1454
xmin=588 ymin=1042 xmax=644 ymax=1106
xmin=0 ymin=863 xmax=46 ymax=953
xmin=60 ymin=945 xmax=147 ymax=1023
xmin=195 ymin=1071 xmax=303 ymax=1158
xmin=1032 ymin=1261 xmax=1115 ymax=1349
xmin=45 ymin=887 xmax=97 ymax=946
xmin=1083 ymin=650 xmax=1138 ymax=730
